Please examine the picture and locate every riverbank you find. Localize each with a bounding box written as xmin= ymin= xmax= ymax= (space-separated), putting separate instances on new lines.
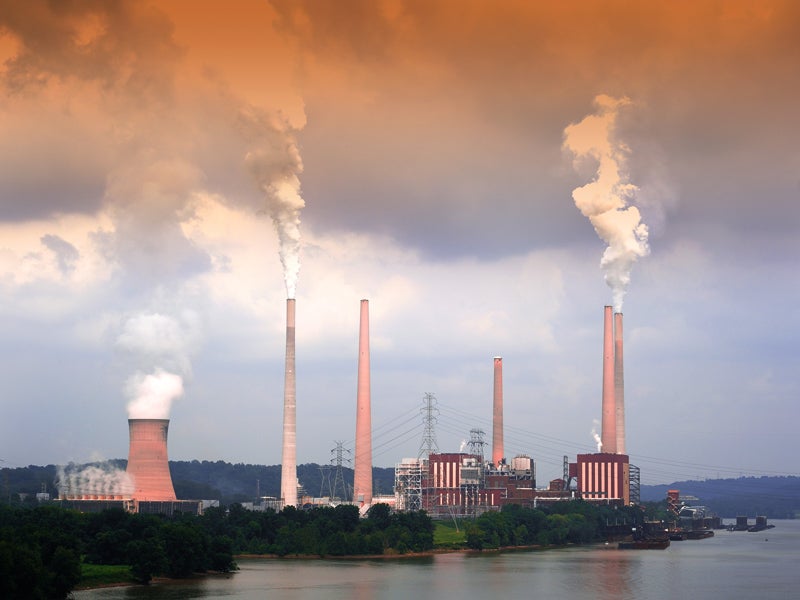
xmin=76 ymin=543 xmax=557 ymax=590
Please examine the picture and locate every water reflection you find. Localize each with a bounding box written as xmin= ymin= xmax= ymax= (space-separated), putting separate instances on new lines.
xmin=74 ymin=522 xmax=800 ymax=600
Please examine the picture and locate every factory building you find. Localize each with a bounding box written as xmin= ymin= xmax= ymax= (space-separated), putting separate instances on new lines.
xmin=57 ymin=418 xmax=203 ymax=515
xmin=572 ymin=453 xmax=630 ymax=505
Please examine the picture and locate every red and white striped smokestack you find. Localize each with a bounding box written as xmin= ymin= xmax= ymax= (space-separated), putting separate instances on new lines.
xmin=353 ymin=299 xmax=372 ymax=506
xmin=280 ymin=298 xmax=297 ymax=507
xmin=492 ymin=356 xmax=504 ymax=465
xmin=601 ymin=306 xmax=617 ymax=453
xmin=614 ymin=312 xmax=626 ymax=454
xmin=126 ymin=419 xmax=177 ymax=501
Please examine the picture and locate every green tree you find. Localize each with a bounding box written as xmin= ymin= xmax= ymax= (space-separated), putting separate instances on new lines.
xmin=127 ymin=538 xmax=168 ymax=584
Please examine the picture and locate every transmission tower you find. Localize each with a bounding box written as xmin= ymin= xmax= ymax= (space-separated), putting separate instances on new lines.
xmin=418 ymin=392 xmax=439 ymax=459
xmin=318 ymin=464 xmax=332 ymax=498
xmin=466 ymin=428 xmax=486 ymax=459
xmin=330 ymin=441 xmax=352 ymax=501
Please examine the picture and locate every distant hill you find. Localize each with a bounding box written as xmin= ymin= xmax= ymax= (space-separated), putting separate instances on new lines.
xmin=4 ymin=462 xmax=797 ymax=518
xmin=641 ymin=476 xmax=800 ymax=519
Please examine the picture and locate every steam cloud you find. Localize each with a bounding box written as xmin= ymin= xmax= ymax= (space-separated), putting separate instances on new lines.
xmin=125 ymin=369 xmax=184 ymax=420
xmin=56 ymin=462 xmax=134 ymax=498
xmin=241 ymin=108 xmax=305 ymax=299
xmin=591 ymin=419 xmax=603 ymax=452
xmin=117 ymin=312 xmax=197 ymax=419
xmin=563 ymin=95 xmax=649 ymax=312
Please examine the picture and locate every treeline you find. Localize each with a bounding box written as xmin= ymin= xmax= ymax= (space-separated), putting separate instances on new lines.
xmin=0 ymin=502 xmax=432 ymax=597
xmin=464 ymin=502 xmax=641 ymax=550
xmin=0 ymin=503 xmax=236 ymax=598
xmin=212 ymin=502 xmax=433 ymax=556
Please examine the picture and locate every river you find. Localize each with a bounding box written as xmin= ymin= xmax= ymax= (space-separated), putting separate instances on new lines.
xmin=73 ymin=520 xmax=799 ymax=600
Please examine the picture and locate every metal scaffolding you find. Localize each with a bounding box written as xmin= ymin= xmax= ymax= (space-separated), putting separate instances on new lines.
xmin=394 ymin=458 xmax=424 ymax=511
xmin=629 ymin=463 xmax=641 ymax=505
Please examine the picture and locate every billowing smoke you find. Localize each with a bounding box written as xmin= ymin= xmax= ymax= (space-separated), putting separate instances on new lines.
xmin=241 ymin=108 xmax=305 ymax=299
xmin=125 ymin=369 xmax=184 ymax=420
xmin=591 ymin=419 xmax=603 ymax=452
xmin=116 ymin=312 xmax=197 ymax=419
xmin=56 ymin=462 xmax=134 ymax=498
xmin=563 ymin=95 xmax=649 ymax=312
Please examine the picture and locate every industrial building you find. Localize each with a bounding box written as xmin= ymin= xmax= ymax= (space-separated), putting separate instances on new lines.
xmin=393 ymin=306 xmax=638 ymax=515
xmin=57 ymin=418 xmax=202 ymax=515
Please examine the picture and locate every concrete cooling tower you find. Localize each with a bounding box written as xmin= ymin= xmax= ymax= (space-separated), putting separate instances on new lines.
xmin=126 ymin=418 xmax=177 ymax=501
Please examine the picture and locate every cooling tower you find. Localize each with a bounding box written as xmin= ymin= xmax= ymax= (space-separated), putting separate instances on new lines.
xmin=614 ymin=312 xmax=626 ymax=454
xmin=492 ymin=356 xmax=504 ymax=465
xmin=353 ymin=299 xmax=373 ymax=506
xmin=601 ymin=306 xmax=617 ymax=453
xmin=126 ymin=419 xmax=177 ymax=501
xmin=280 ymin=298 xmax=298 ymax=507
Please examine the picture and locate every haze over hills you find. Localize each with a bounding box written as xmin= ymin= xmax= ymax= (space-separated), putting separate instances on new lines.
xmin=4 ymin=462 xmax=798 ymax=519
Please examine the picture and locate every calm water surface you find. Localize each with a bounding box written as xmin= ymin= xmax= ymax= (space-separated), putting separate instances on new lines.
xmin=73 ymin=520 xmax=799 ymax=600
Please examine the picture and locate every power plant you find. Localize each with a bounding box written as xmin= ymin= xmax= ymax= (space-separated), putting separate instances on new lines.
xmin=55 ymin=300 xmax=640 ymax=516
xmin=57 ymin=417 xmax=202 ymax=515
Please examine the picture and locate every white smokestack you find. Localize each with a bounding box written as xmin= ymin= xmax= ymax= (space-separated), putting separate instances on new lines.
xmin=563 ymin=95 xmax=649 ymax=312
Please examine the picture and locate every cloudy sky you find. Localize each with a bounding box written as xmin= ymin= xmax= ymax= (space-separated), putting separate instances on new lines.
xmin=1 ymin=0 xmax=797 ymax=487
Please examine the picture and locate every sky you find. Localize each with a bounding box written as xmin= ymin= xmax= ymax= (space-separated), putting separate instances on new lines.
xmin=0 ymin=0 xmax=798 ymax=487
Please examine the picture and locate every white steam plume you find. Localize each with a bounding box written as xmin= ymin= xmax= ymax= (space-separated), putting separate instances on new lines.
xmin=117 ymin=312 xmax=197 ymax=419
xmin=56 ymin=462 xmax=134 ymax=498
xmin=125 ymin=369 xmax=184 ymax=420
xmin=591 ymin=419 xmax=603 ymax=452
xmin=241 ymin=108 xmax=305 ymax=299
xmin=563 ymin=95 xmax=649 ymax=312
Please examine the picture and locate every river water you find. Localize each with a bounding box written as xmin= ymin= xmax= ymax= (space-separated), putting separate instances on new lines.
xmin=73 ymin=520 xmax=799 ymax=600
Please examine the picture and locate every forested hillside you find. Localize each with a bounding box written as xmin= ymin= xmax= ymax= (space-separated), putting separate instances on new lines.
xmin=640 ymin=476 xmax=800 ymax=518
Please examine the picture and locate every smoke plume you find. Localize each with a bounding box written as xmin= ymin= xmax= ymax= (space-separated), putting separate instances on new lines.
xmin=241 ymin=108 xmax=305 ymax=298
xmin=563 ymin=95 xmax=649 ymax=311
xmin=591 ymin=419 xmax=603 ymax=452
xmin=125 ymin=369 xmax=184 ymax=420
xmin=117 ymin=312 xmax=197 ymax=419
xmin=56 ymin=462 xmax=134 ymax=498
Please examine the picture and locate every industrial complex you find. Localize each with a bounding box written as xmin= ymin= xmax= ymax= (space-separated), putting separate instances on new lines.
xmin=54 ymin=301 xmax=640 ymax=518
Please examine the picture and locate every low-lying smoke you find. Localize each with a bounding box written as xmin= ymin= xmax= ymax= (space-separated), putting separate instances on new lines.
xmin=56 ymin=462 xmax=134 ymax=498
xmin=563 ymin=95 xmax=649 ymax=312
xmin=241 ymin=108 xmax=305 ymax=299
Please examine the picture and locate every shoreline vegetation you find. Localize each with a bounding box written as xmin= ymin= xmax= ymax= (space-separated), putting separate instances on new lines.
xmin=3 ymin=500 xmax=655 ymax=597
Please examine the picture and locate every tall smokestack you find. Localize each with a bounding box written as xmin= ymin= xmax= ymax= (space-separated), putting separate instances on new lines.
xmin=353 ymin=299 xmax=372 ymax=506
xmin=601 ymin=306 xmax=617 ymax=453
xmin=280 ymin=298 xmax=297 ymax=507
xmin=126 ymin=419 xmax=177 ymax=501
xmin=492 ymin=356 xmax=504 ymax=465
xmin=614 ymin=312 xmax=626 ymax=454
